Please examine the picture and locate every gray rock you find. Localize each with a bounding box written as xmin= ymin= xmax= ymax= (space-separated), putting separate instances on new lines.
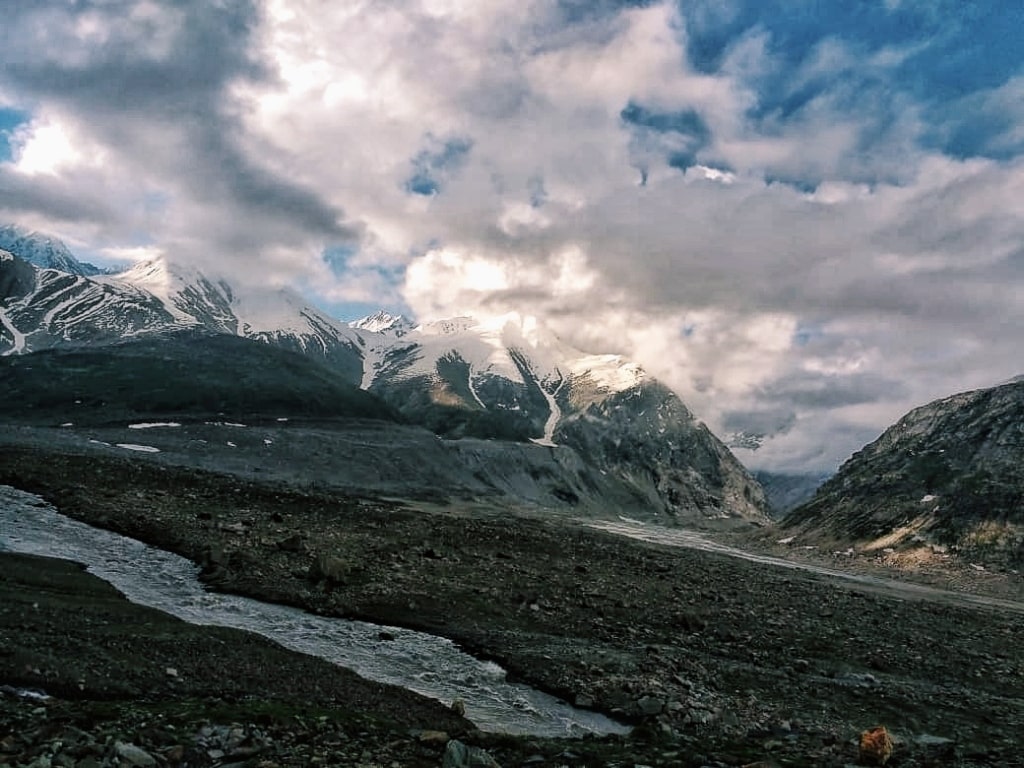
xmin=114 ymin=741 xmax=157 ymax=767
xmin=308 ymin=554 xmax=350 ymax=584
xmin=442 ymin=739 xmax=501 ymax=768
xmin=637 ymin=695 xmax=664 ymax=716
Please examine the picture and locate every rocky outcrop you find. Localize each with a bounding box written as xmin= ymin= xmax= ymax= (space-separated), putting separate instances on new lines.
xmin=782 ymin=380 xmax=1024 ymax=566
xmin=556 ymin=380 xmax=768 ymax=525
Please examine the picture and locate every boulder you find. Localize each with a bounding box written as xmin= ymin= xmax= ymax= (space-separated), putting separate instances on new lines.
xmin=859 ymin=725 xmax=894 ymax=766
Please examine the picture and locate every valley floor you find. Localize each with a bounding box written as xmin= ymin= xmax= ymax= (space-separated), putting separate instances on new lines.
xmin=1 ymin=429 xmax=1022 ymax=767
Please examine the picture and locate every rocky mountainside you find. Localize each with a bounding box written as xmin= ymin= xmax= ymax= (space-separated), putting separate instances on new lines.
xmin=0 ymin=249 xmax=366 ymax=383
xmin=782 ymin=380 xmax=1024 ymax=566
xmin=0 ymin=228 xmax=768 ymax=526
xmin=0 ymin=224 xmax=103 ymax=276
xmin=356 ymin=313 xmax=768 ymax=523
xmin=753 ymin=471 xmax=831 ymax=517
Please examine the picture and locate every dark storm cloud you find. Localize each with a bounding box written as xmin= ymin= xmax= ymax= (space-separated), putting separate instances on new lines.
xmin=0 ymin=169 xmax=112 ymax=223
xmin=0 ymin=0 xmax=355 ymax=253
xmin=757 ymin=370 xmax=906 ymax=410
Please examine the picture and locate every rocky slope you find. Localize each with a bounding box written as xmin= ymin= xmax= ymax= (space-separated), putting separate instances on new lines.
xmin=356 ymin=313 xmax=768 ymax=524
xmin=781 ymin=380 xmax=1024 ymax=566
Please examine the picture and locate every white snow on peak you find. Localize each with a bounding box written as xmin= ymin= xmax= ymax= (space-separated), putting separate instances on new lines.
xmin=569 ymin=354 xmax=645 ymax=393
xmin=417 ymin=316 xmax=477 ymax=336
xmin=106 ymin=257 xmax=201 ymax=324
xmin=234 ymin=287 xmax=319 ymax=335
xmin=0 ymin=249 xmax=13 ymax=262
xmin=350 ymin=310 xmax=411 ymax=336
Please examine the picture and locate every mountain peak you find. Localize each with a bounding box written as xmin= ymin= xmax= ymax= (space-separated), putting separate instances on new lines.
xmin=0 ymin=224 xmax=103 ymax=277
xmin=350 ymin=310 xmax=413 ymax=336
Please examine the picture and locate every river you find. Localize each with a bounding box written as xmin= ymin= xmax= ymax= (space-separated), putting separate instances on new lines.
xmin=0 ymin=485 xmax=629 ymax=738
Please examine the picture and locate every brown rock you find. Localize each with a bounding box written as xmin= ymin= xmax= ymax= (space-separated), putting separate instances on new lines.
xmin=859 ymin=725 xmax=894 ymax=766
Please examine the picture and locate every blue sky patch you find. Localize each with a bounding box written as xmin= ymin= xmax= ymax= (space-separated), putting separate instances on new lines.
xmin=678 ymin=0 xmax=1024 ymax=162
xmin=405 ymin=136 xmax=474 ymax=197
xmin=0 ymin=106 xmax=30 ymax=162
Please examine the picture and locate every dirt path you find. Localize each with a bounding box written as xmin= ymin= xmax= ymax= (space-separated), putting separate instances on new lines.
xmin=587 ymin=519 xmax=1024 ymax=614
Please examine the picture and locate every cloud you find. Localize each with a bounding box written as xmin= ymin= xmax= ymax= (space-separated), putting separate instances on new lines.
xmin=0 ymin=0 xmax=356 ymax=282
xmin=0 ymin=0 xmax=1021 ymax=473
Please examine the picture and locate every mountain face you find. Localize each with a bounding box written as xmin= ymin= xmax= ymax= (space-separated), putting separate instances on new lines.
xmin=0 ymin=228 xmax=768 ymax=526
xmin=0 ymin=246 xmax=365 ymax=384
xmin=753 ymin=471 xmax=831 ymax=517
xmin=354 ymin=314 xmax=769 ymax=524
xmin=782 ymin=381 xmax=1024 ymax=566
xmin=0 ymin=225 xmax=104 ymax=276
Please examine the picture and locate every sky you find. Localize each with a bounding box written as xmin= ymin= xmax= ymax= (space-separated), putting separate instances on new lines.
xmin=0 ymin=0 xmax=1022 ymax=475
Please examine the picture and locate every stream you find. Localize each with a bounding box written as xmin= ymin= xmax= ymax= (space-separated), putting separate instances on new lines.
xmin=0 ymin=485 xmax=629 ymax=738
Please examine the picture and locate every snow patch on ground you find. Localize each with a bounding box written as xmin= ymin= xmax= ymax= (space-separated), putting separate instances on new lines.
xmin=128 ymin=422 xmax=181 ymax=430
xmin=116 ymin=444 xmax=161 ymax=453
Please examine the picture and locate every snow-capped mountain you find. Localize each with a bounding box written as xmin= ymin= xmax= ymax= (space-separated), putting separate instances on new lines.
xmin=349 ymin=310 xmax=412 ymax=336
xmin=0 ymin=242 xmax=365 ymax=383
xmin=350 ymin=312 xmax=768 ymax=523
xmin=0 ymin=227 xmax=768 ymax=525
xmin=0 ymin=225 xmax=104 ymax=277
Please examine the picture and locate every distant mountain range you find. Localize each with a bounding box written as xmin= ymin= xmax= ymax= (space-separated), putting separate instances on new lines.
xmin=0 ymin=227 xmax=769 ymax=527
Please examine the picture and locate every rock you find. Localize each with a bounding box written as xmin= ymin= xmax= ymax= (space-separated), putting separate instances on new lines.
xmin=637 ymin=695 xmax=664 ymax=716
xmin=307 ymin=554 xmax=350 ymax=584
xmin=416 ymin=730 xmax=450 ymax=746
xmin=276 ymin=534 xmax=305 ymax=552
xmin=114 ymin=741 xmax=158 ymax=767
xmin=859 ymin=725 xmax=894 ymax=766
xmin=442 ymin=740 xmax=501 ymax=768
xmin=450 ymin=697 xmax=466 ymax=716
xmin=574 ymin=693 xmax=595 ymax=708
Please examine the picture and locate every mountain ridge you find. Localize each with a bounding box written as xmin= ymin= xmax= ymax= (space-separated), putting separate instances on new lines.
xmin=0 ymin=227 xmax=769 ymax=526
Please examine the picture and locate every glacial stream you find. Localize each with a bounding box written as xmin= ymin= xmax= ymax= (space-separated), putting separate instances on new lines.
xmin=0 ymin=486 xmax=629 ymax=738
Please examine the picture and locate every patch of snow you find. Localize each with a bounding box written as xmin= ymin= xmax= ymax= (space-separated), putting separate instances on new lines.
xmin=0 ymin=306 xmax=26 ymax=355
xmin=920 ymin=494 xmax=937 ymax=503
xmin=776 ymin=536 xmax=796 ymax=545
xmin=263 ymin=439 xmax=273 ymax=445
xmin=970 ymin=563 xmax=986 ymax=571
xmin=617 ymin=515 xmax=645 ymax=525
xmin=466 ymin=370 xmax=488 ymax=409
xmin=226 ymin=441 xmax=237 ymax=448
xmin=116 ymin=444 xmax=160 ymax=453
xmin=128 ymin=422 xmax=181 ymax=430
xmin=569 ymin=354 xmax=645 ymax=393
xmin=60 ymin=422 xmax=73 ymax=428
xmin=88 ymin=439 xmax=112 ymax=447
xmin=359 ymin=335 xmax=387 ymax=389
xmin=530 ymin=375 xmax=563 ymax=447
xmin=39 ymin=277 xmax=87 ymax=326
xmin=276 ymin=417 xmax=289 ymax=422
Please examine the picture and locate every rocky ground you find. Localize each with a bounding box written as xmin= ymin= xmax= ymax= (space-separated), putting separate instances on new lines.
xmin=2 ymin=435 xmax=1023 ymax=767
